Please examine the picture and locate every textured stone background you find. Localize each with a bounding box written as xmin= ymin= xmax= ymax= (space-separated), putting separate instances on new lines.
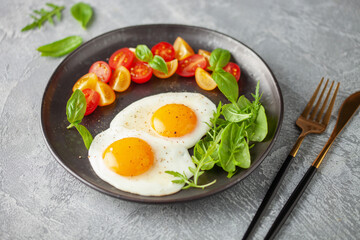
xmin=1 ymin=0 xmax=359 ymax=239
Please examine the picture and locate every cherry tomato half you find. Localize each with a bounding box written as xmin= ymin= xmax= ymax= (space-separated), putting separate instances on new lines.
xmin=73 ymin=73 xmax=115 ymax=107
xmin=82 ymin=89 xmax=100 ymax=116
xmin=89 ymin=61 xmax=112 ymax=83
xmin=223 ymin=62 xmax=241 ymax=81
xmin=151 ymin=42 xmax=175 ymax=62
xmin=153 ymin=59 xmax=178 ymax=79
xmin=198 ymin=49 xmax=211 ymax=67
xmin=109 ymin=48 xmax=135 ymax=70
xmin=176 ymin=54 xmax=207 ymax=77
xmin=173 ymin=37 xmax=194 ymax=60
xmin=130 ymin=62 xmax=153 ymax=84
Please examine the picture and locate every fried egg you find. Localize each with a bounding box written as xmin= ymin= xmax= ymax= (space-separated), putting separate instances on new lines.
xmin=88 ymin=127 xmax=195 ymax=196
xmin=110 ymin=92 xmax=216 ymax=148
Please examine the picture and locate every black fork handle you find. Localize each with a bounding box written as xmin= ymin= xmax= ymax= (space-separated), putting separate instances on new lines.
xmin=242 ymin=155 xmax=294 ymax=240
xmin=264 ymin=166 xmax=317 ymax=240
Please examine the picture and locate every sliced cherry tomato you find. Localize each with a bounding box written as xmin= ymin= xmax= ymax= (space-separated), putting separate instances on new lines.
xmin=130 ymin=62 xmax=153 ymax=84
xmin=72 ymin=73 xmax=98 ymax=92
xmin=109 ymin=48 xmax=135 ymax=70
xmin=195 ymin=68 xmax=217 ymax=91
xmin=173 ymin=37 xmax=194 ymax=60
xmin=109 ymin=66 xmax=131 ymax=92
xmin=176 ymin=54 xmax=207 ymax=77
xmin=223 ymin=62 xmax=241 ymax=81
xmin=73 ymin=73 xmax=115 ymax=106
xmin=151 ymin=42 xmax=175 ymax=62
xmin=82 ymin=89 xmax=100 ymax=116
xmin=153 ymin=59 xmax=178 ymax=79
xmin=95 ymin=81 xmax=116 ymax=106
xmin=198 ymin=49 xmax=211 ymax=67
xmin=89 ymin=61 xmax=112 ymax=83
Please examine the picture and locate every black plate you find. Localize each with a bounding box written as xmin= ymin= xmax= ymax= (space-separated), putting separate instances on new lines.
xmin=41 ymin=24 xmax=283 ymax=203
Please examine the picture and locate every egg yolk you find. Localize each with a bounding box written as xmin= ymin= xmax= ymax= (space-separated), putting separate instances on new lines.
xmin=103 ymin=137 xmax=154 ymax=177
xmin=151 ymin=104 xmax=197 ymax=137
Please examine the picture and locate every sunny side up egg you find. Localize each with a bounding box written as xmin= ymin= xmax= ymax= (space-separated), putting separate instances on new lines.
xmin=110 ymin=92 xmax=217 ymax=148
xmin=88 ymin=127 xmax=195 ymax=196
xmin=88 ymin=92 xmax=216 ymax=196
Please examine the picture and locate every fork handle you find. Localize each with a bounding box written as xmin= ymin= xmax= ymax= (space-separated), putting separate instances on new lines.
xmin=242 ymin=155 xmax=294 ymax=240
xmin=264 ymin=166 xmax=317 ymax=240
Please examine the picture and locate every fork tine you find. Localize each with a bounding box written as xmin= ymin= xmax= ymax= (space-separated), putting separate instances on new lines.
xmin=310 ymin=79 xmax=329 ymax=120
xmin=315 ymin=81 xmax=334 ymax=122
xmin=322 ymin=82 xmax=340 ymax=125
xmin=301 ymin=77 xmax=324 ymax=117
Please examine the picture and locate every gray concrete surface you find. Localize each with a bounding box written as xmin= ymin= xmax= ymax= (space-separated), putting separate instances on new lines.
xmin=1 ymin=0 xmax=360 ymax=239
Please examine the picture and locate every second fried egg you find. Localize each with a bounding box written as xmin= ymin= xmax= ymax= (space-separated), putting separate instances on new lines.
xmin=110 ymin=92 xmax=216 ymax=148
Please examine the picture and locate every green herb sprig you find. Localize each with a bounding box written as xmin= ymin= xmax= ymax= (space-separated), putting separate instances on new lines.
xmin=135 ymin=45 xmax=168 ymax=74
xmin=166 ymin=49 xmax=268 ymax=189
xmin=71 ymin=2 xmax=93 ymax=29
xmin=21 ymin=3 xmax=65 ymax=32
xmin=37 ymin=36 xmax=82 ymax=57
xmin=66 ymin=89 xmax=93 ymax=149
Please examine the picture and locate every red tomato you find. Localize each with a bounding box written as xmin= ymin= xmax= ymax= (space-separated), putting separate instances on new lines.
xmin=82 ymin=89 xmax=100 ymax=116
xmin=130 ymin=62 xmax=153 ymax=84
xmin=89 ymin=61 xmax=112 ymax=83
xmin=176 ymin=54 xmax=207 ymax=77
xmin=109 ymin=48 xmax=135 ymax=70
xmin=151 ymin=42 xmax=175 ymax=62
xmin=223 ymin=62 xmax=241 ymax=81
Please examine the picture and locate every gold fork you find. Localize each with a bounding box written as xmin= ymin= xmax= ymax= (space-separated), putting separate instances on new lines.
xmin=290 ymin=78 xmax=340 ymax=157
xmin=242 ymin=78 xmax=340 ymax=240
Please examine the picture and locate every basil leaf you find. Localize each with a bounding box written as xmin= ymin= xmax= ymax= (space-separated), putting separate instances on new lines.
xmin=149 ymin=55 xmax=168 ymax=74
xmin=211 ymin=69 xmax=238 ymax=104
xmin=222 ymin=103 xmax=251 ymax=122
xmin=37 ymin=36 xmax=82 ymax=57
xmin=209 ymin=48 xmax=231 ymax=70
xmin=135 ymin=45 xmax=153 ymax=62
xmin=219 ymin=123 xmax=250 ymax=171
xmin=247 ymin=105 xmax=268 ymax=142
xmin=66 ymin=89 xmax=86 ymax=125
xmin=74 ymin=124 xmax=93 ymax=149
xmin=71 ymin=2 xmax=93 ymax=29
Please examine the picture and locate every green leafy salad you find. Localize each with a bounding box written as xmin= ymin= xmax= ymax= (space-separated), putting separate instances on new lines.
xmin=167 ymin=49 xmax=268 ymax=189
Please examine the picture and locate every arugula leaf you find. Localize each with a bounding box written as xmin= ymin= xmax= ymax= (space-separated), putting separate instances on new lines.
xmin=193 ymin=139 xmax=219 ymax=170
xmin=149 ymin=55 xmax=168 ymax=74
xmin=222 ymin=103 xmax=251 ymax=122
xmin=74 ymin=124 xmax=93 ymax=149
xmin=211 ymin=69 xmax=238 ymax=104
xmin=166 ymin=129 xmax=223 ymax=189
xmin=219 ymin=123 xmax=251 ymax=172
xmin=66 ymin=89 xmax=86 ymax=125
xmin=21 ymin=3 xmax=65 ymax=32
xmin=71 ymin=2 xmax=93 ymax=29
xmin=209 ymin=48 xmax=231 ymax=71
xmin=135 ymin=45 xmax=153 ymax=62
xmin=37 ymin=36 xmax=82 ymax=57
xmin=135 ymin=45 xmax=168 ymax=74
xmin=66 ymin=90 xmax=93 ymax=150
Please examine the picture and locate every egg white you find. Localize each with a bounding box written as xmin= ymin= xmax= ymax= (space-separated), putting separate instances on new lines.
xmin=110 ymin=92 xmax=216 ymax=148
xmin=88 ymin=127 xmax=195 ymax=196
